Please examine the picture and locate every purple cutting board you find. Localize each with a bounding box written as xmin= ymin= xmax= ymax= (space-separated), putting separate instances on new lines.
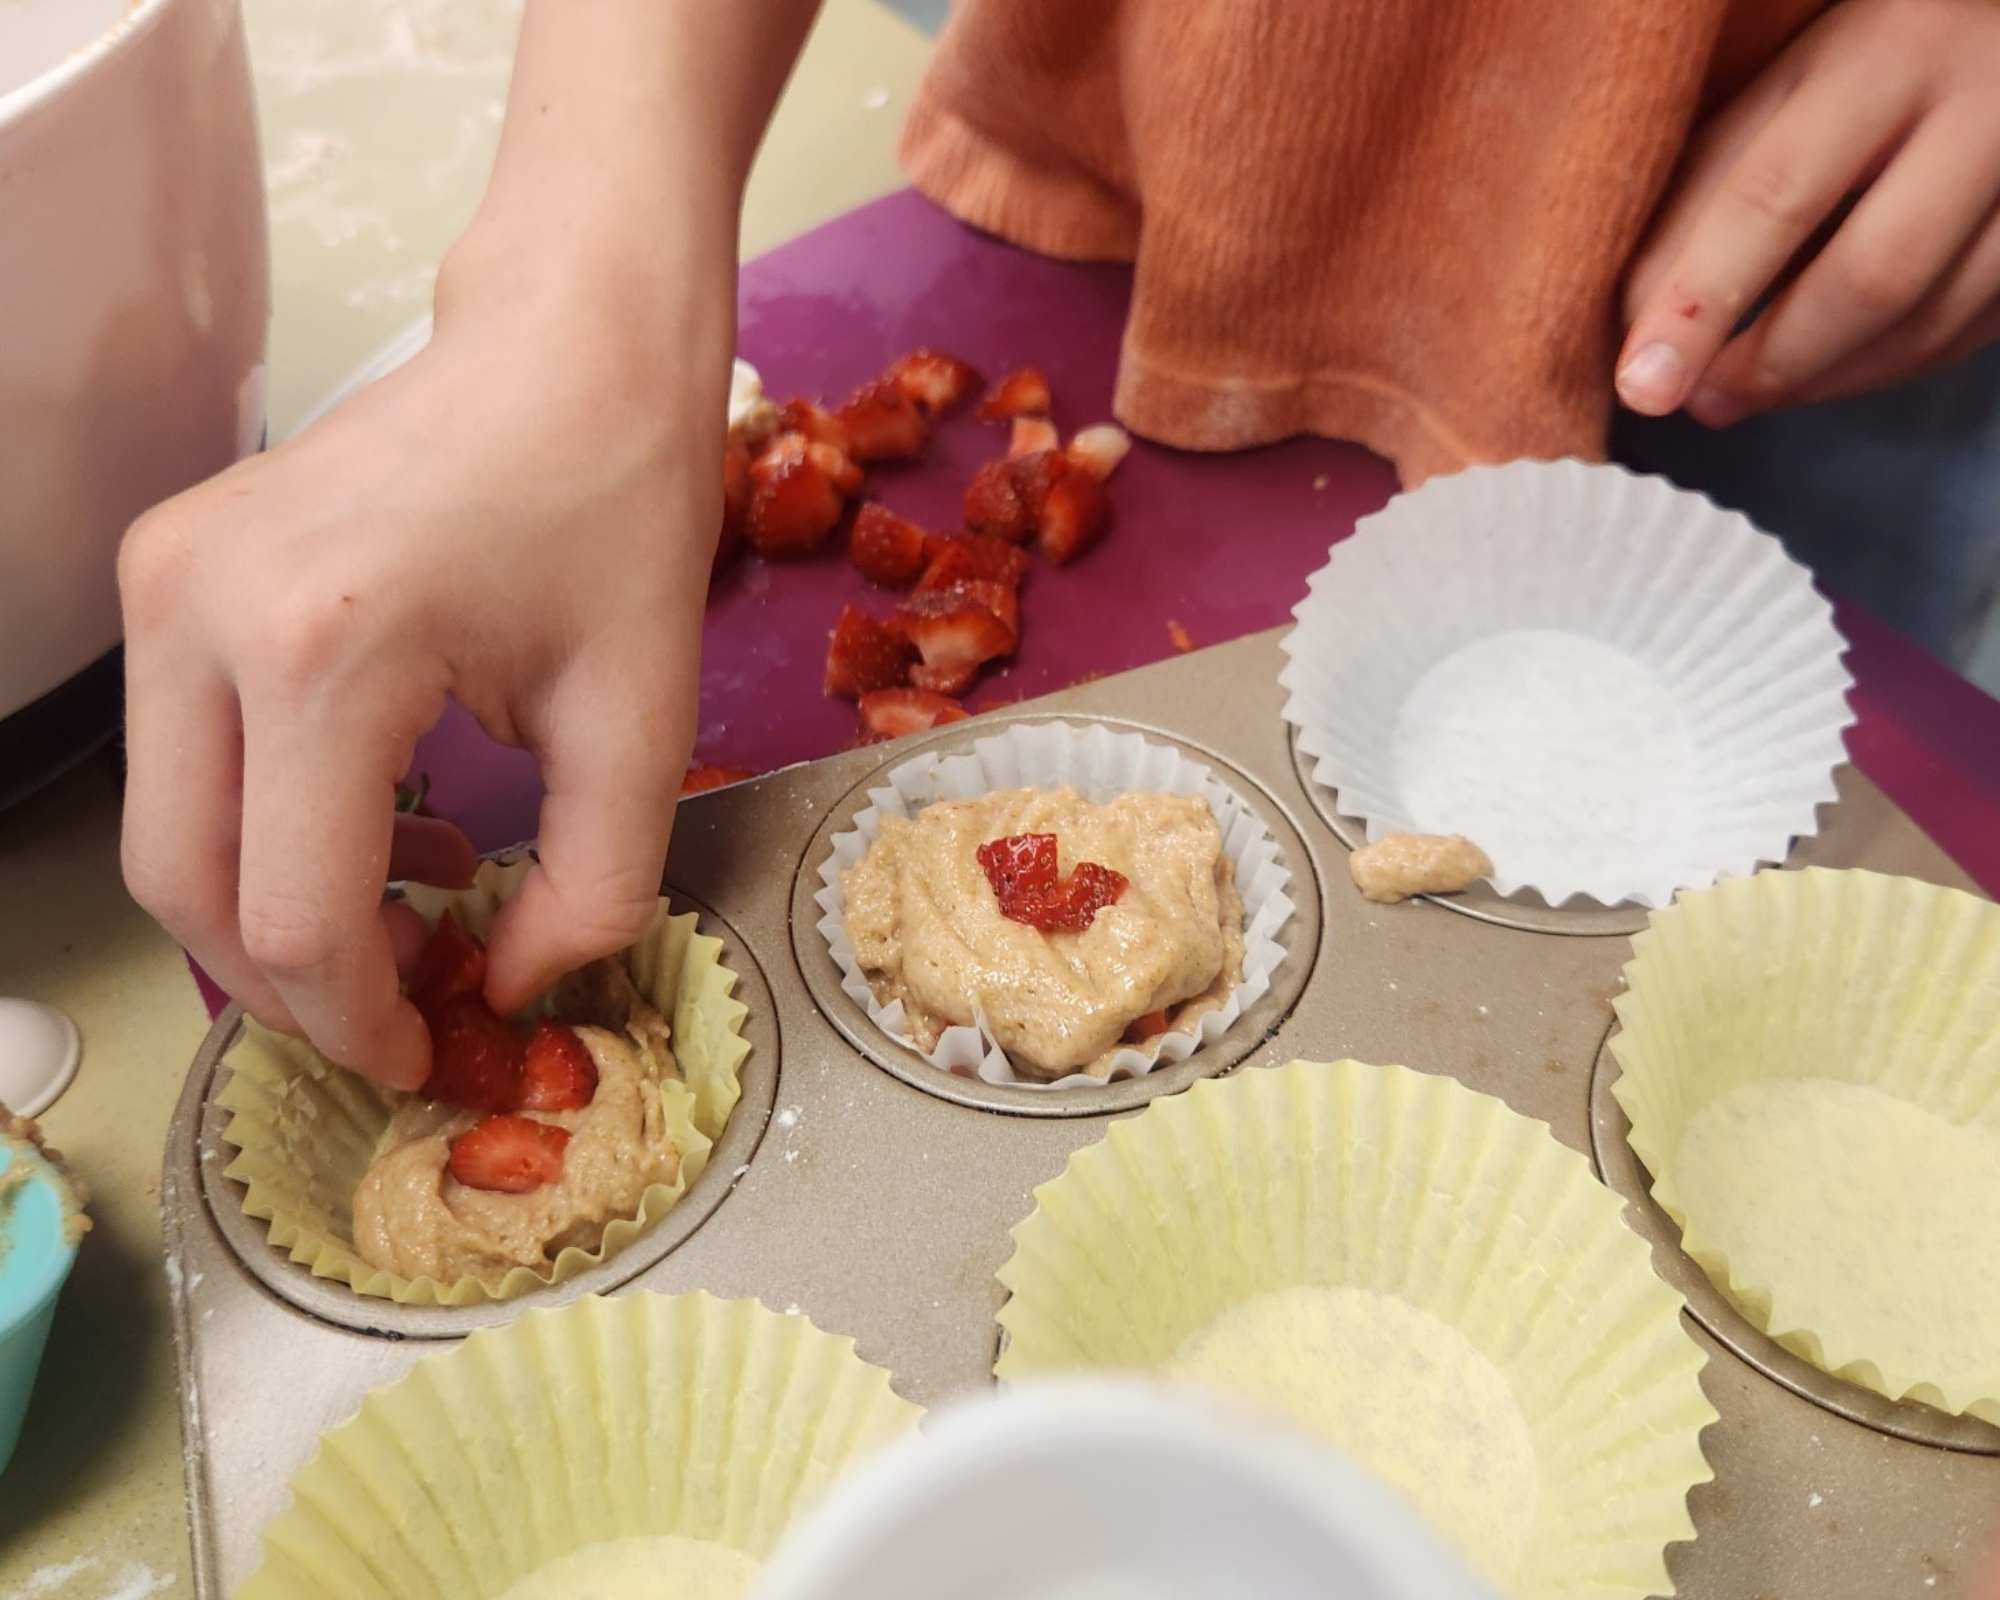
xmin=406 ymin=188 xmax=2000 ymax=898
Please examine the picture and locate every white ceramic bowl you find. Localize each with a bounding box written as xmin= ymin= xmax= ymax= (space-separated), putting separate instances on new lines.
xmin=0 ymin=0 xmax=269 ymax=728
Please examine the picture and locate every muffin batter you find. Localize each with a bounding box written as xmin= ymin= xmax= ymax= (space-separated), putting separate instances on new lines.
xmin=841 ymin=786 xmax=1244 ymax=1080
xmin=351 ymin=962 xmax=694 ymax=1285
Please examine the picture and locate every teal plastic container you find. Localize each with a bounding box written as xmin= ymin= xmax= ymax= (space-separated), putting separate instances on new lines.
xmin=0 ymin=1139 xmax=80 ymax=1474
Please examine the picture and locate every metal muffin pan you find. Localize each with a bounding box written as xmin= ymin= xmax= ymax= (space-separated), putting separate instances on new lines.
xmin=162 ymin=628 xmax=2000 ymax=1600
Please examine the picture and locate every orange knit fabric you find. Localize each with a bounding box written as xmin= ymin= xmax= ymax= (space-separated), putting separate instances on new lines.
xmin=899 ymin=0 xmax=1825 ymax=483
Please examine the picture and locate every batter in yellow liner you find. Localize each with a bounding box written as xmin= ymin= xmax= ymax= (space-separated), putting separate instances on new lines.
xmin=215 ymin=857 xmax=749 ymax=1305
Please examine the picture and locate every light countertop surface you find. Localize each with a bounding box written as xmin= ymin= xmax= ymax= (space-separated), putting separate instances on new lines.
xmin=0 ymin=2 xmax=929 ymax=1592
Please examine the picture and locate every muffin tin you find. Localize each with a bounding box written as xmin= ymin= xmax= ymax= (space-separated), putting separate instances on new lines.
xmin=161 ymin=629 xmax=2000 ymax=1600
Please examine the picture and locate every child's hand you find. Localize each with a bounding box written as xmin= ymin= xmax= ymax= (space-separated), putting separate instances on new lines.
xmin=1617 ymin=0 xmax=2000 ymax=425
xmin=119 ymin=258 xmax=728 ymax=1092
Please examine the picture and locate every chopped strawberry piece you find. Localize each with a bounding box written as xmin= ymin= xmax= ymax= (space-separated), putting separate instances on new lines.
xmin=835 ymin=377 xmax=929 ymax=463
xmin=681 ymin=762 xmax=756 ymax=795
xmin=1167 ymin=619 xmax=1196 ymax=654
xmin=1010 ymin=448 xmax=1073 ymax=518
xmin=409 ymin=909 xmax=486 ymax=1015
xmin=779 ymin=397 xmax=851 ymax=452
xmin=1067 ymin=423 xmax=1132 ymax=481
xmin=857 ymin=687 xmax=969 ymax=740
xmin=718 ymin=440 xmax=753 ymax=573
xmin=976 ymin=367 xmax=1053 ymax=422
xmin=748 ymin=439 xmax=845 ymax=557
xmin=825 ymin=606 xmax=918 ymax=700
xmin=1008 ymin=415 xmax=1061 ymax=458
xmin=977 ymin=832 xmax=1128 ymax=932
xmin=883 ymin=349 xmax=983 ymax=415
xmin=807 ymin=438 xmax=864 ymax=495
xmin=1123 ymin=1009 xmax=1174 ymax=1043
xmin=1035 ymin=468 xmax=1111 ymax=565
xmin=421 ymin=994 xmax=527 ymax=1113
xmin=894 ymin=585 xmax=1018 ymax=674
xmin=976 ymin=833 xmax=1059 ymax=899
xmin=447 ymin=1114 xmax=570 ymax=1193
xmin=848 ymin=503 xmax=929 ymax=587
xmin=963 ymin=458 xmax=1034 ymax=543
xmin=917 ymin=533 xmax=1030 ymax=593
xmin=909 ymin=660 xmax=981 ymax=697
xmin=518 ymin=1020 xmax=599 ymax=1112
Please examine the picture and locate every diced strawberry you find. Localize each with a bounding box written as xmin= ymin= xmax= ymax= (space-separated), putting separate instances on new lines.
xmin=421 ymin=994 xmax=526 ymax=1113
xmin=909 ymin=660 xmax=980 ymax=697
xmin=894 ymin=586 xmax=1017 ymax=674
xmin=447 ymin=1114 xmax=570 ymax=1193
xmin=518 ymin=1020 xmax=599 ymax=1112
xmin=848 ymin=503 xmax=929 ymax=587
xmin=748 ymin=439 xmax=845 ymax=557
xmin=807 ymin=438 xmax=864 ymax=495
xmin=976 ymin=367 xmax=1053 ymax=422
xmin=1167 ymin=620 xmax=1196 ymax=654
xmin=718 ymin=440 xmax=753 ymax=573
xmin=1008 ymin=415 xmax=1061 ymax=458
xmin=1010 ymin=448 xmax=1073 ymax=518
xmin=963 ymin=458 xmax=1033 ymax=543
xmin=977 ymin=833 xmax=1059 ymax=899
xmin=835 ymin=378 xmax=929 ymax=463
xmin=409 ymin=909 xmax=485 ymax=1015
xmin=1035 ymin=468 xmax=1111 ymax=565
xmin=857 ymin=688 xmax=969 ymax=740
xmin=917 ymin=533 xmax=1030 ymax=593
xmin=825 ymin=605 xmax=918 ymax=700
xmin=883 ymin=349 xmax=983 ymax=415
xmin=1066 ymin=423 xmax=1132 ymax=481
xmin=779 ymin=397 xmax=851 ymax=452
xmin=1123 ymin=1009 xmax=1174 ymax=1043
xmin=681 ymin=762 xmax=756 ymax=795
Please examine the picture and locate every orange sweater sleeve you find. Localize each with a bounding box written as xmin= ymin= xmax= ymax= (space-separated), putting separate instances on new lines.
xmin=900 ymin=0 xmax=1825 ymax=484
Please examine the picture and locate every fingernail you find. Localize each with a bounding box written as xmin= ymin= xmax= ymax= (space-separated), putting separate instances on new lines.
xmin=1616 ymin=343 xmax=1687 ymax=414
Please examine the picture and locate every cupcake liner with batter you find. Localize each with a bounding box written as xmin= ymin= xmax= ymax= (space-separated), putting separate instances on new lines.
xmin=238 ymin=1291 xmax=922 ymax=1600
xmin=1610 ymin=867 xmax=2000 ymax=1424
xmin=997 ymin=1058 xmax=1716 ymax=1600
xmin=1278 ymin=460 xmax=1852 ymax=908
xmin=215 ymin=857 xmax=750 ymax=1305
xmin=813 ymin=720 xmax=1295 ymax=1089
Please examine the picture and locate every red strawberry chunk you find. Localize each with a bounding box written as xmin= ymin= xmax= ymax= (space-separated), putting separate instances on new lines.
xmin=918 ymin=533 xmax=1030 ymax=592
xmin=883 ymin=349 xmax=982 ymax=415
xmin=977 ymin=834 xmax=1128 ymax=933
xmin=409 ymin=909 xmax=486 ymax=1015
xmin=894 ymin=585 xmax=1018 ymax=673
xmin=1067 ymin=423 xmax=1132 ymax=481
xmin=976 ymin=367 xmax=1053 ymax=422
xmin=977 ymin=832 xmax=1059 ymax=899
xmin=1011 ymin=448 xmax=1073 ymax=518
xmin=909 ymin=660 xmax=980 ymax=697
xmin=421 ymin=993 xmax=526 ymax=1112
xmin=857 ymin=687 xmax=969 ymax=740
xmin=825 ymin=606 xmax=917 ymax=700
xmin=1123 ymin=1009 xmax=1174 ymax=1043
xmin=681 ymin=762 xmax=756 ymax=795
xmin=779 ymin=397 xmax=851 ymax=452
xmin=447 ymin=1114 xmax=570 ymax=1193
xmin=1008 ymin=415 xmax=1061 ymax=458
xmin=748 ymin=441 xmax=845 ymax=558
xmin=963 ymin=458 xmax=1034 ymax=543
xmin=848 ymin=503 xmax=929 ymax=587
xmin=835 ymin=377 xmax=929 ymax=463
xmin=807 ymin=439 xmax=864 ymax=495
xmin=1035 ymin=468 xmax=1111 ymax=565
xmin=518 ymin=1020 xmax=599 ymax=1112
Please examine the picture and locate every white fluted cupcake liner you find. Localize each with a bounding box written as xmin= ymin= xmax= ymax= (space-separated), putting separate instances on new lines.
xmin=238 ymin=1292 xmax=922 ymax=1600
xmin=997 ymin=1060 xmax=1718 ymax=1600
xmin=814 ymin=721 xmax=1295 ymax=1089
xmin=1610 ymin=868 xmax=2000 ymax=1423
xmin=1279 ymin=460 xmax=1853 ymax=908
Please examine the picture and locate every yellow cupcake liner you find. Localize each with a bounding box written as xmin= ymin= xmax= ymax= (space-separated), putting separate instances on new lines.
xmin=215 ymin=858 xmax=750 ymax=1305
xmin=1610 ymin=867 xmax=2000 ymax=1424
xmin=238 ymin=1291 xmax=923 ymax=1600
xmin=996 ymin=1059 xmax=1716 ymax=1600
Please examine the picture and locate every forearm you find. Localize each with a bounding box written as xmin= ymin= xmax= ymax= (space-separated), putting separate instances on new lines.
xmin=440 ymin=0 xmax=826 ymax=375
